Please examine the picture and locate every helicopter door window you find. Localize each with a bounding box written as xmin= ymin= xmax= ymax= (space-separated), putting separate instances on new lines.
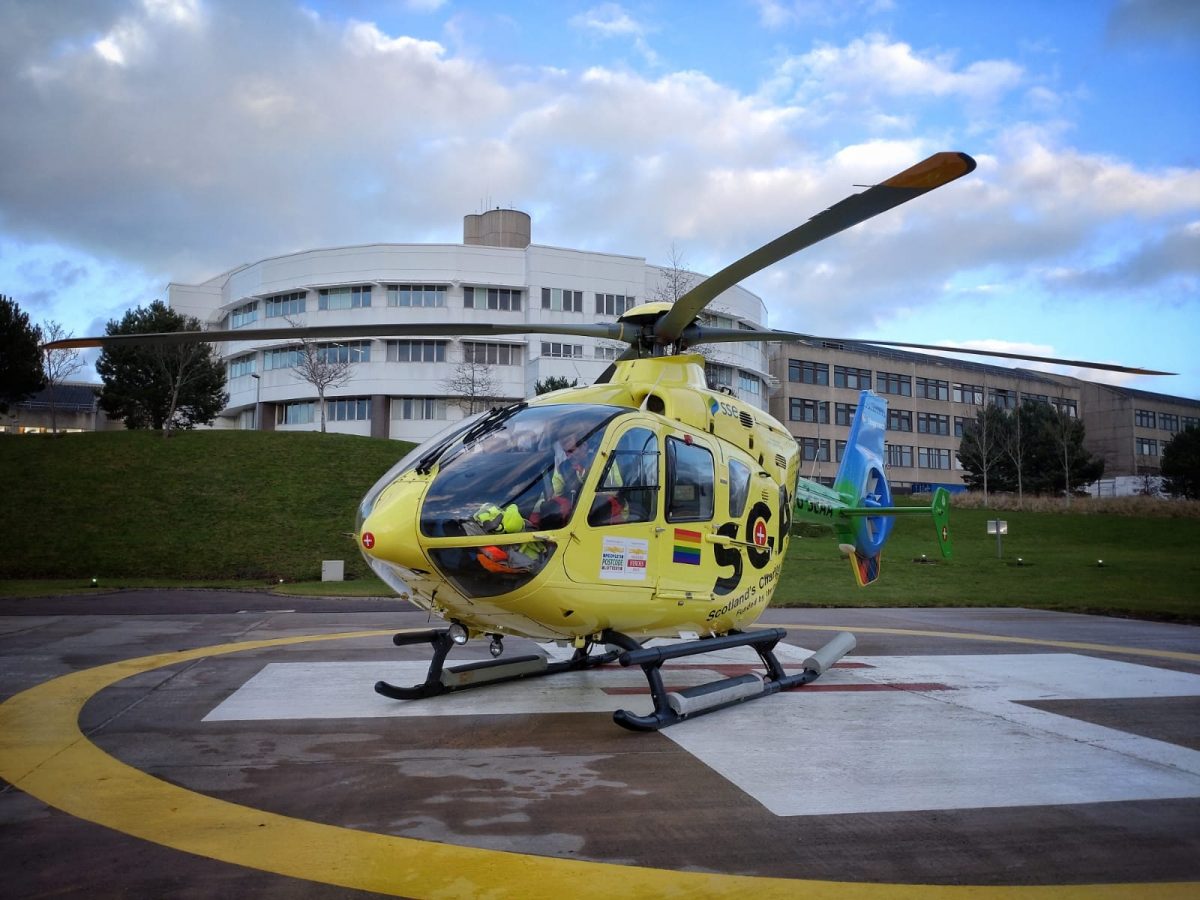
xmin=665 ymin=436 xmax=714 ymax=523
xmin=588 ymin=427 xmax=660 ymax=526
xmin=728 ymin=458 xmax=751 ymax=518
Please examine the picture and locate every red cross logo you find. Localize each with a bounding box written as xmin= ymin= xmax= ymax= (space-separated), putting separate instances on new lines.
xmin=361 ymin=532 xmax=375 ymax=550
xmin=753 ymin=520 xmax=768 ymax=547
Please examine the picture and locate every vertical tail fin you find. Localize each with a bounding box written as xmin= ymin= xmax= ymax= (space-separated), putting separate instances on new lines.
xmin=834 ymin=391 xmax=892 ymax=586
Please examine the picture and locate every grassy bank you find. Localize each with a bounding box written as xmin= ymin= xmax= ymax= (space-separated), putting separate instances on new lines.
xmin=2 ymin=431 xmax=1197 ymax=620
xmin=1 ymin=430 xmax=412 ymax=582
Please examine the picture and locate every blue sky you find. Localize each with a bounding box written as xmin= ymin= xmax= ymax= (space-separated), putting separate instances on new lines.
xmin=2 ymin=0 xmax=1197 ymax=397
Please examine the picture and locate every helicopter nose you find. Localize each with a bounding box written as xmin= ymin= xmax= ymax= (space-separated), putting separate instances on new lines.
xmin=358 ymin=480 xmax=427 ymax=571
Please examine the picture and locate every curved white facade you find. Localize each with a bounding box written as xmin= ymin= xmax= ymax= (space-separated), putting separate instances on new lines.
xmin=169 ymin=223 xmax=770 ymax=443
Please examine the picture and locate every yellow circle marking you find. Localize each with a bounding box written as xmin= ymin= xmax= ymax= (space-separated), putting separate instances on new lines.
xmin=0 ymin=626 xmax=1196 ymax=899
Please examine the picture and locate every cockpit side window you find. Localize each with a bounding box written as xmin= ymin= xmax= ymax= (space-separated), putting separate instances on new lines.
xmin=419 ymin=404 xmax=622 ymax=537
xmin=665 ymin=436 xmax=714 ymax=523
xmin=588 ymin=426 xmax=660 ymax=526
xmin=728 ymin=458 xmax=751 ymax=519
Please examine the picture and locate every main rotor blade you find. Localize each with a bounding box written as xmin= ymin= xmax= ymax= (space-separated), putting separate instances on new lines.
xmin=45 ymin=321 xmax=635 ymax=350
xmin=654 ymin=152 xmax=977 ymax=344
xmin=684 ymin=326 xmax=1174 ymax=376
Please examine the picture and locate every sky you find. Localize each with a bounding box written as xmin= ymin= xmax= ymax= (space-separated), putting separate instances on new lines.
xmin=1 ymin=0 xmax=1198 ymax=398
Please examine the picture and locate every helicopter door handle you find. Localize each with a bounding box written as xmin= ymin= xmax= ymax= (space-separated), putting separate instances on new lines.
xmin=654 ymin=527 xmax=666 ymax=534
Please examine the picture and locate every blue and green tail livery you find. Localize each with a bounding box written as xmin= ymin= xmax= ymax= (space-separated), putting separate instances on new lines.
xmin=792 ymin=390 xmax=952 ymax=588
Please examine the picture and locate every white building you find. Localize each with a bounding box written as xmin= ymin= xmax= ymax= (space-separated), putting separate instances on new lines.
xmin=168 ymin=209 xmax=770 ymax=442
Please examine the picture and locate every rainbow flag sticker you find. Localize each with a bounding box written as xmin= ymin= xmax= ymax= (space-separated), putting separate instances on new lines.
xmin=672 ymin=528 xmax=702 ymax=565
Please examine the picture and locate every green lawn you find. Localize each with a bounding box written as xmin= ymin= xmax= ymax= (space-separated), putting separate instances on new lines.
xmin=1 ymin=429 xmax=412 ymax=582
xmin=2 ymin=430 xmax=1197 ymax=621
xmin=777 ymin=505 xmax=1200 ymax=621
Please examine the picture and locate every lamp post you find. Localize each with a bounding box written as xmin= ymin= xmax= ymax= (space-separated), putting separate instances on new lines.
xmin=250 ymin=372 xmax=261 ymax=430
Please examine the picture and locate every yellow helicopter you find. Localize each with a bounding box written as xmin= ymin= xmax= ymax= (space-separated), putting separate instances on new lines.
xmin=50 ymin=152 xmax=1170 ymax=730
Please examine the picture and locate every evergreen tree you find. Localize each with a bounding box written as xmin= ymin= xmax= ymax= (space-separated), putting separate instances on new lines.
xmin=0 ymin=294 xmax=45 ymax=414
xmin=535 ymin=375 xmax=578 ymax=395
xmin=1161 ymin=425 xmax=1200 ymax=500
xmin=96 ymin=300 xmax=227 ymax=436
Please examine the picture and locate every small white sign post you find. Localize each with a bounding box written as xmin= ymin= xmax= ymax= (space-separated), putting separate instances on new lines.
xmin=986 ymin=519 xmax=1008 ymax=559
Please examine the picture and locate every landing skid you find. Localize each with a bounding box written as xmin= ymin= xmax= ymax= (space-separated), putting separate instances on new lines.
xmin=375 ymin=626 xmax=856 ymax=732
xmin=374 ymin=629 xmax=619 ymax=701
xmin=603 ymin=627 xmax=856 ymax=732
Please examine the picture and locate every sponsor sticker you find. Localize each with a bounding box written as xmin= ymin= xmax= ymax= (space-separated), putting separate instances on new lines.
xmin=599 ymin=537 xmax=649 ymax=581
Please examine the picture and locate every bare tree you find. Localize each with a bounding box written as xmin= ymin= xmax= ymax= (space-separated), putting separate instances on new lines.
xmin=442 ymin=349 xmax=500 ymax=415
xmin=39 ymin=320 xmax=85 ymax=433
xmin=651 ymin=244 xmax=727 ymax=366
xmin=651 ymin=243 xmax=697 ymax=305
xmin=287 ymin=318 xmax=353 ymax=433
xmin=1043 ymin=405 xmax=1104 ymax=507
xmin=957 ymin=404 xmax=1006 ymax=506
xmin=1002 ymin=404 xmax=1026 ymax=508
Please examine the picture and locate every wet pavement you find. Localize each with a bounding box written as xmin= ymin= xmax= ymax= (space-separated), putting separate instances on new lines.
xmin=1 ymin=591 xmax=1198 ymax=897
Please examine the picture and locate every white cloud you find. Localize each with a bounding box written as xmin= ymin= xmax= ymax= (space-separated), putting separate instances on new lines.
xmin=784 ymin=35 xmax=1024 ymax=103
xmin=0 ymin=2 xmax=1195 ymax=370
xmin=571 ymin=3 xmax=644 ymax=37
xmin=569 ymin=4 xmax=658 ymax=66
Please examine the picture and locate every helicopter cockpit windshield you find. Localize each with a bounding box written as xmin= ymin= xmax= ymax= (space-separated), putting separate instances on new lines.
xmin=420 ymin=403 xmax=625 ymax=538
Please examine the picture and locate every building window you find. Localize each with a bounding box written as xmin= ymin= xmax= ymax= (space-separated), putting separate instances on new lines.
xmin=228 ymin=354 xmax=256 ymax=379
xmin=1053 ymin=398 xmax=1078 ymax=418
xmin=318 ymin=286 xmax=372 ymax=310
xmin=463 ymin=342 xmax=521 ymax=366
xmin=392 ymin=397 xmax=448 ymax=421
xmin=327 ymin=398 xmax=371 ymax=422
xmin=953 ymin=382 xmax=984 ymax=405
xmin=788 ymin=359 xmax=829 ymax=386
xmin=230 ymin=301 xmax=258 ymax=329
xmin=835 ymin=402 xmax=857 ymax=426
xmin=798 ymin=437 xmax=830 ymax=462
xmin=738 ymin=371 xmax=761 ymax=396
xmin=541 ymin=287 xmax=584 ymax=312
xmin=918 ymin=447 xmax=951 ymax=469
xmin=1134 ymin=409 xmax=1156 ymax=428
xmin=789 ymin=398 xmax=829 ymax=424
xmin=989 ymin=388 xmax=1017 ymax=410
xmin=1160 ymin=413 xmax=1179 ymax=432
xmin=595 ymin=345 xmax=621 ymax=361
xmin=1183 ymin=416 xmax=1200 ymax=430
xmin=465 ymin=286 xmax=522 ymax=311
xmin=887 ymin=409 xmax=912 ymax=432
xmin=276 ymin=401 xmax=314 ymax=426
xmin=705 ymin=363 xmax=733 ymax=388
xmin=887 ymin=444 xmax=913 ymax=468
xmin=595 ymin=293 xmax=635 ymax=316
xmin=1022 ymin=392 xmax=1050 ymax=407
xmin=388 ymin=284 xmax=446 ymax=308
xmin=876 ymin=372 xmax=912 ymax=396
xmin=1135 ymin=437 xmax=1158 ymax=456
xmin=834 ymin=365 xmax=871 ymax=390
xmin=387 ymin=340 xmax=445 ymax=363
xmin=317 ymin=341 xmax=370 ymax=363
xmin=542 ymin=341 xmax=583 ymax=359
xmin=917 ymin=412 xmax=950 ymax=435
xmin=264 ymin=291 xmax=306 ymax=318
xmin=954 ymin=416 xmax=970 ymax=438
xmin=264 ymin=346 xmax=303 ymax=370
xmin=916 ymin=377 xmax=950 ymax=401
xmin=835 ymin=439 xmax=847 ymax=462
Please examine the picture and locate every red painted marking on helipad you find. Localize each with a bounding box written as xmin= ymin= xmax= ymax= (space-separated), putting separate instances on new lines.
xmin=602 ymin=682 xmax=953 ymax=696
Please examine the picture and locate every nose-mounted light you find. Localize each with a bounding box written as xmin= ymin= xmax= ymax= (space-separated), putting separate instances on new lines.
xmin=448 ymin=622 xmax=469 ymax=645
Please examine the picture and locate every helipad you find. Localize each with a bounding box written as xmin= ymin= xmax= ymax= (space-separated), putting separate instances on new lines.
xmin=1 ymin=591 xmax=1198 ymax=896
